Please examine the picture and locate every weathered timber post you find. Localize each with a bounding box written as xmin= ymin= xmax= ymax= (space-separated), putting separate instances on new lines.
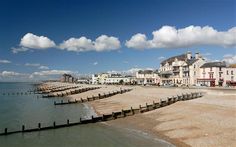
xmin=80 ymin=117 xmax=82 ymax=122
xmin=112 ymin=112 xmax=115 ymax=119
xmin=38 ymin=123 xmax=41 ymax=129
xmin=53 ymin=121 xmax=56 ymax=128
xmin=22 ymin=125 xmax=25 ymax=132
xmin=98 ymin=93 xmax=101 ymax=99
xmin=139 ymin=105 xmax=142 ymax=113
xmin=4 ymin=128 xmax=7 ymax=135
xmin=122 ymin=109 xmax=126 ymax=117
xmin=67 ymin=119 xmax=69 ymax=125
xmin=131 ymin=107 xmax=134 ymax=115
xmin=81 ymin=98 xmax=83 ymax=102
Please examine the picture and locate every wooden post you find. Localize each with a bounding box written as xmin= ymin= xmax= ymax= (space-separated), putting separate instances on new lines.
xmin=122 ymin=109 xmax=126 ymax=117
xmin=38 ymin=123 xmax=41 ymax=129
xmin=131 ymin=107 xmax=134 ymax=115
xmin=67 ymin=119 xmax=69 ymax=125
xmin=53 ymin=121 xmax=56 ymax=128
xmin=102 ymin=114 xmax=105 ymax=121
xmin=91 ymin=115 xmax=94 ymax=122
xmin=112 ymin=112 xmax=115 ymax=119
xmin=98 ymin=93 xmax=101 ymax=98
xmin=139 ymin=105 xmax=142 ymax=113
xmin=80 ymin=117 xmax=82 ymax=122
xmin=61 ymin=100 xmax=63 ymax=104
xmin=22 ymin=125 xmax=25 ymax=131
xmin=4 ymin=128 xmax=7 ymax=135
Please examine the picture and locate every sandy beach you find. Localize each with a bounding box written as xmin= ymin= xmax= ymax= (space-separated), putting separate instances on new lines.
xmin=41 ymin=82 xmax=236 ymax=146
xmin=87 ymin=85 xmax=236 ymax=147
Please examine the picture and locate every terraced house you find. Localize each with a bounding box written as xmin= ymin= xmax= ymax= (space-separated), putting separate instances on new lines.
xmin=197 ymin=62 xmax=236 ymax=87
xmin=159 ymin=52 xmax=206 ymax=86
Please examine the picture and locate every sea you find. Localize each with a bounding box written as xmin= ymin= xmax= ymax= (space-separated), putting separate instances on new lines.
xmin=0 ymin=82 xmax=173 ymax=147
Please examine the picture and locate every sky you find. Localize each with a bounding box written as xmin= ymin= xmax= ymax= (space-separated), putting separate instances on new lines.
xmin=0 ymin=0 xmax=235 ymax=81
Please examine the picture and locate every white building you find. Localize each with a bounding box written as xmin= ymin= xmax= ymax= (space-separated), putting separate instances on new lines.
xmin=92 ymin=73 xmax=134 ymax=85
xmin=136 ymin=70 xmax=160 ymax=85
xmin=197 ymin=62 xmax=236 ymax=87
xmin=159 ymin=52 xmax=206 ymax=86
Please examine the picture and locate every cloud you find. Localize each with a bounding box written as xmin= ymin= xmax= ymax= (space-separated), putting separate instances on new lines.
xmin=38 ymin=66 xmax=49 ymax=70
xmin=25 ymin=63 xmax=41 ymax=67
xmin=126 ymin=26 xmax=236 ymax=49
xmin=59 ymin=35 xmax=121 ymax=52
xmin=31 ymin=70 xmax=72 ymax=76
xmin=20 ymin=33 xmax=56 ymax=49
xmin=12 ymin=33 xmax=56 ymax=53
xmin=157 ymin=56 xmax=166 ymax=60
xmin=0 ymin=71 xmax=27 ymax=77
xmin=93 ymin=62 xmax=98 ymax=65
xmin=12 ymin=47 xmax=29 ymax=53
xmin=223 ymin=54 xmax=236 ymax=64
xmin=202 ymin=52 xmax=212 ymax=56
xmin=0 ymin=59 xmax=11 ymax=64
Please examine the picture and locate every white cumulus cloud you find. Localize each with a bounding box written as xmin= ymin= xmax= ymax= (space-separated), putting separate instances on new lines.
xmin=31 ymin=70 xmax=72 ymax=76
xmin=0 ymin=59 xmax=11 ymax=64
xmin=93 ymin=62 xmax=98 ymax=65
xmin=223 ymin=54 xmax=236 ymax=64
xmin=126 ymin=26 xmax=236 ymax=49
xmin=59 ymin=35 xmax=120 ymax=52
xmin=20 ymin=33 xmax=56 ymax=49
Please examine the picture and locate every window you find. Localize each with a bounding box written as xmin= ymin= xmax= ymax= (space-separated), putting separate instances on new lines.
xmin=227 ymin=70 xmax=229 ymax=75
xmin=209 ymin=73 xmax=213 ymax=79
xmin=219 ymin=73 xmax=222 ymax=78
xmin=194 ymin=65 xmax=196 ymax=68
xmin=219 ymin=67 xmax=222 ymax=71
xmin=194 ymin=71 xmax=196 ymax=75
xmin=231 ymin=71 xmax=234 ymax=75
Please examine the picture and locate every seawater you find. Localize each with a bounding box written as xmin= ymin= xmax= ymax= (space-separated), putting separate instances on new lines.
xmin=0 ymin=82 xmax=173 ymax=147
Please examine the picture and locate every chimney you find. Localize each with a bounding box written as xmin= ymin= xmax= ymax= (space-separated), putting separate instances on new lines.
xmin=187 ymin=51 xmax=192 ymax=60
xmin=195 ymin=52 xmax=200 ymax=59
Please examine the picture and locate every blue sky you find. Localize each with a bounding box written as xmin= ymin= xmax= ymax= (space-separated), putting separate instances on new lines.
xmin=0 ymin=0 xmax=235 ymax=81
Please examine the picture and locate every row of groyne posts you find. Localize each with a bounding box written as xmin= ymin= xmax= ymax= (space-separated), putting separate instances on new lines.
xmin=0 ymin=92 xmax=203 ymax=136
xmin=42 ymin=87 xmax=101 ymax=98
xmin=1 ymin=90 xmax=38 ymax=96
xmin=54 ymin=88 xmax=133 ymax=105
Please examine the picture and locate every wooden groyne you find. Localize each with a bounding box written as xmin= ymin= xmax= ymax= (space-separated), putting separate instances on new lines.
xmin=54 ymin=89 xmax=133 ymax=105
xmin=42 ymin=87 xmax=100 ymax=98
xmin=0 ymin=92 xmax=203 ymax=136
xmin=1 ymin=91 xmax=39 ymax=96
xmin=37 ymin=85 xmax=80 ymax=94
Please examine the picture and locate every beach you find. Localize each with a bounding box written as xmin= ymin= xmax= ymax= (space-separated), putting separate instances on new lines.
xmin=37 ymin=82 xmax=236 ymax=146
xmin=87 ymin=86 xmax=236 ymax=147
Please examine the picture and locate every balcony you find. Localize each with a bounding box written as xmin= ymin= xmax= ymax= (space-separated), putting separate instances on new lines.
xmin=173 ymin=69 xmax=180 ymax=73
xmin=183 ymin=68 xmax=189 ymax=72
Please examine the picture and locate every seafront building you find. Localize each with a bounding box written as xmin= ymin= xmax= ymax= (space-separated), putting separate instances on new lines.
xmin=135 ymin=70 xmax=160 ymax=85
xmin=92 ymin=73 xmax=134 ymax=84
xmin=159 ymin=52 xmax=206 ymax=86
xmin=197 ymin=62 xmax=236 ymax=87
xmin=90 ymin=51 xmax=235 ymax=87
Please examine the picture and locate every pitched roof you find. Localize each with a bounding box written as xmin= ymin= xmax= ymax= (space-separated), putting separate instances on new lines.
xmin=138 ymin=70 xmax=155 ymax=74
xmin=160 ymin=54 xmax=187 ymax=66
xmin=200 ymin=62 xmax=226 ymax=68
